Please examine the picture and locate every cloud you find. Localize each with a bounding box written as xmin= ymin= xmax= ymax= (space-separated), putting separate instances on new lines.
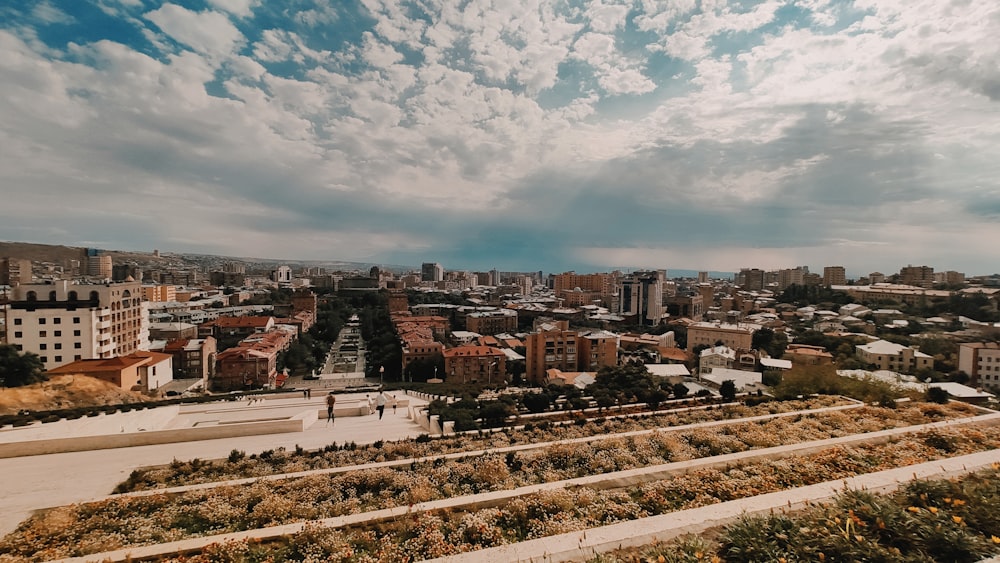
xmin=0 ymin=0 xmax=999 ymax=275
xmin=144 ymin=4 xmax=245 ymax=59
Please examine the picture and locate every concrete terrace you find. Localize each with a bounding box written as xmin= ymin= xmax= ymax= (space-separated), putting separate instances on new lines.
xmin=0 ymin=390 xmax=430 ymax=537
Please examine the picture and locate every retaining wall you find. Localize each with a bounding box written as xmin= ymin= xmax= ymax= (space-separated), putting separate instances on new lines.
xmin=0 ymin=410 xmax=312 ymax=459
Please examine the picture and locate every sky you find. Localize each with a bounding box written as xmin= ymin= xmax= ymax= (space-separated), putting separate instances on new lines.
xmin=1 ymin=0 xmax=999 ymax=277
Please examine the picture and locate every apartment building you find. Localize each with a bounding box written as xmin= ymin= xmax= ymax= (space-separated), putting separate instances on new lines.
xmin=578 ymin=330 xmax=618 ymax=371
xmin=958 ymin=342 xmax=1000 ymax=390
xmin=899 ymin=265 xmax=935 ymax=288
xmin=4 ymin=280 xmax=147 ymax=371
xmin=617 ymin=270 xmax=665 ymax=326
xmin=0 ymin=257 xmax=32 ymax=287
xmin=525 ymin=325 xmax=579 ymax=384
xmin=442 ymin=345 xmax=506 ymax=384
xmin=686 ymin=321 xmax=759 ymax=351
xmin=822 ymin=266 xmax=847 ymax=286
xmin=421 ymin=262 xmax=444 ymax=282
xmin=161 ymin=337 xmax=217 ymax=382
xmin=855 ymin=339 xmax=933 ymax=374
xmin=465 ymin=308 xmax=518 ymax=335
xmin=143 ymin=284 xmax=177 ymax=303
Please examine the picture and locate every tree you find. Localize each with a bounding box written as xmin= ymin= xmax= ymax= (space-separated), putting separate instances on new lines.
xmin=926 ymin=386 xmax=950 ymax=404
xmin=0 ymin=344 xmax=46 ymax=387
xmin=672 ymin=382 xmax=689 ymax=399
xmin=522 ymin=392 xmax=551 ymax=414
xmin=720 ymin=379 xmax=738 ymax=401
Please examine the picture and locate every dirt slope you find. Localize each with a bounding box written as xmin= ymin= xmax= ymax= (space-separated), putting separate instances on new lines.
xmin=0 ymin=375 xmax=147 ymax=415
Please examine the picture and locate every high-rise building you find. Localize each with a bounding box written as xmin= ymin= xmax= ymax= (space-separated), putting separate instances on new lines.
xmin=0 ymin=257 xmax=33 ymax=287
xmin=81 ymin=248 xmax=112 ymax=280
xmin=271 ymin=265 xmax=292 ymax=283
xmin=777 ymin=267 xmax=806 ymax=290
xmin=617 ymin=270 xmax=665 ymax=326
xmin=736 ymin=268 xmax=766 ymax=291
xmin=697 ymin=271 xmax=709 ymax=284
xmin=4 ymin=280 xmax=148 ymax=371
xmin=823 ymin=266 xmax=847 ymax=286
xmin=421 ymin=262 xmax=444 ymax=282
xmin=900 ymin=265 xmax=935 ymax=288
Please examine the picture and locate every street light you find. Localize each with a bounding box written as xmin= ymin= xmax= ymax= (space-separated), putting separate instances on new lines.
xmin=379 ymin=365 xmax=384 ymax=387
xmin=488 ymin=360 xmax=498 ymax=385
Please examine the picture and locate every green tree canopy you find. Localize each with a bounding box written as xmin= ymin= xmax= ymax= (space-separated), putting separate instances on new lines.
xmin=0 ymin=344 xmax=47 ymax=387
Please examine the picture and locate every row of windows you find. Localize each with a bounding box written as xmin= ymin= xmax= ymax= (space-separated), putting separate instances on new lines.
xmin=38 ymin=355 xmax=82 ymax=364
xmin=12 ymin=317 xmax=82 ymax=325
xmin=11 ymin=330 xmax=82 ymax=338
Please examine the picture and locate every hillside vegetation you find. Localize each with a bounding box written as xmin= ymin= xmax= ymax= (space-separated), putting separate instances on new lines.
xmin=0 ymin=375 xmax=147 ymax=415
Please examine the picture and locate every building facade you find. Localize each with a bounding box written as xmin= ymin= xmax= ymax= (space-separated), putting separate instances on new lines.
xmin=525 ymin=327 xmax=579 ymax=384
xmin=958 ymin=342 xmax=1000 ymax=390
xmin=4 ymin=280 xmax=147 ymax=370
xmin=686 ymin=321 xmax=758 ymax=352
xmin=617 ymin=270 xmax=665 ymax=326
xmin=856 ymin=339 xmax=933 ymax=374
xmin=822 ymin=266 xmax=847 ymax=286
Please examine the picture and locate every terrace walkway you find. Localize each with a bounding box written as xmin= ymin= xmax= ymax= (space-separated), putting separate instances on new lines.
xmin=0 ymin=391 xmax=429 ymax=537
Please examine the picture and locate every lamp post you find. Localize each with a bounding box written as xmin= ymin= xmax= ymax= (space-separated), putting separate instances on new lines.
xmin=488 ymin=360 xmax=498 ymax=385
xmin=379 ymin=365 xmax=384 ymax=387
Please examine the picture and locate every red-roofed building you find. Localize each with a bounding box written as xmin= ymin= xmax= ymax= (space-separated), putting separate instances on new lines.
xmin=213 ymin=329 xmax=292 ymax=391
xmin=48 ymin=351 xmax=174 ymax=392
xmin=442 ymin=345 xmax=506 ymax=384
xmin=211 ymin=316 xmax=275 ymax=339
xmin=162 ymin=337 xmax=217 ymax=381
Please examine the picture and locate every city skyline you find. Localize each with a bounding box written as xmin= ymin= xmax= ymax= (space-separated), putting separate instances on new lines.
xmin=1 ymin=1 xmax=998 ymax=275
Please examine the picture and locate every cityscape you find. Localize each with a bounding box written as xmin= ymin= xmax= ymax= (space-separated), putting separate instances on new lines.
xmin=3 ymin=0 xmax=1000 ymax=560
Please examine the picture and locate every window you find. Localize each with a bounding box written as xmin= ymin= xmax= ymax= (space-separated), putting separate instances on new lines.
xmin=40 ymin=356 xmax=47 ymax=363
xmin=39 ymin=331 xmax=46 ymax=337
xmin=39 ymin=344 xmax=47 ymax=350
xmin=13 ymin=331 xmax=22 ymax=338
xmin=73 ymin=317 xmax=80 ymax=324
xmin=39 ymin=318 xmax=46 ymax=325
xmin=74 ymin=355 xmax=81 ymax=361
xmin=54 ymin=356 xmax=62 ymax=363
xmin=73 ymin=330 xmax=81 ymax=337
xmin=13 ymin=318 xmax=21 ymax=326
xmin=74 ymin=342 xmax=81 ymax=349
xmin=15 ymin=345 xmax=23 ymax=351
xmin=54 ymin=318 xmax=61 ymax=325
xmin=54 ymin=331 xmax=61 ymax=337
xmin=54 ymin=343 xmax=62 ymax=350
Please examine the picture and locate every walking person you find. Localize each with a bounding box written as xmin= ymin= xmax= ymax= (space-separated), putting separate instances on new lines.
xmin=326 ymin=392 xmax=336 ymax=425
xmin=366 ymin=394 xmax=374 ymax=415
xmin=376 ymin=390 xmax=387 ymax=420
xmin=391 ymin=394 xmax=397 ymax=415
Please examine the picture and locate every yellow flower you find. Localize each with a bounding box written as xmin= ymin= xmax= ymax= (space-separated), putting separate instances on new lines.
xmin=818 ymin=553 xmax=826 ymax=561
xmin=943 ymin=497 xmax=952 ymax=504
xmin=953 ymin=499 xmax=966 ymax=507
xmin=659 ymin=556 xmax=666 ymax=563
xmin=908 ymin=506 xmax=921 ymax=513
xmin=711 ymin=557 xmax=721 ymax=563
xmin=928 ymin=507 xmax=938 ymax=514
xmin=991 ymin=535 xmax=1000 ymax=544
xmin=953 ymin=515 xmax=963 ymax=524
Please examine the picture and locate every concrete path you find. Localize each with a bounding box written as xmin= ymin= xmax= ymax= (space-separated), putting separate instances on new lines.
xmin=0 ymin=391 xmax=428 ymax=538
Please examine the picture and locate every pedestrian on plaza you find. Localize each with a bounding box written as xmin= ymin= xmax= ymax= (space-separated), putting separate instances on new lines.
xmin=303 ymin=389 xmax=308 ymax=400
xmin=376 ymin=390 xmax=387 ymax=419
xmin=307 ymin=388 xmax=312 ymax=399
xmin=391 ymin=394 xmax=397 ymax=414
xmin=326 ymin=392 xmax=336 ymax=425
xmin=366 ymin=394 xmax=374 ymax=415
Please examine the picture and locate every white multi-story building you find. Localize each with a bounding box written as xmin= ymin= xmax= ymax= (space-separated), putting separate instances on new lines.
xmin=959 ymin=342 xmax=1000 ymax=390
xmin=856 ymin=339 xmax=933 ymax=375
xmin=3 ymin=280 xmax=148 ymax=370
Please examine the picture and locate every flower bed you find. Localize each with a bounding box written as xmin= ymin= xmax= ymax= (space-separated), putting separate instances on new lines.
xmin=595 ymin=466 xmax=1000 ymax=563
xmin=62 ymin=427 xmax=1000 ymax=563
xmin=0 ymin=402 xmax=991 ymax=561
xmin=116 ymin=396 xmax=964 ymax=492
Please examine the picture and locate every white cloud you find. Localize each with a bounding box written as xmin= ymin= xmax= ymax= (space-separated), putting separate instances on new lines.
xmin=206 ymin=0 xmax=259 ymax=18
xmin=144 ymin=4 xmax=244 ymax=59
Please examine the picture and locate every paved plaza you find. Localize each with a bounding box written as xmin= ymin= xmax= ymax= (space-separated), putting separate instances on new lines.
xmin=0 ymin=390 xmax=429 ymax=537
